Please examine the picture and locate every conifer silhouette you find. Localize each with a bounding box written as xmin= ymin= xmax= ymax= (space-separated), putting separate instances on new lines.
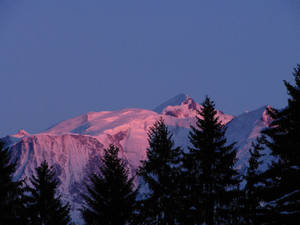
xmin=242 ymin=137 xmax=265 ymax=225
xmin=262 ymin=64 xmax=300 ymax=224
xmin=26 ymin=160 xmax=70 ymax=225
xmin=182 ymin=96 xmax=239 ymax=225
xmin=0 ymin=141 xmax=26 ymax=225
xmin=81 ymin=145 xmax=137 ymax=225
xmin=138 ymin=118 xmax=182 ymax=224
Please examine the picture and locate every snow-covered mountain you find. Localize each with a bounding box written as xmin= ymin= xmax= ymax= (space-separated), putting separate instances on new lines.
xmin=1 ymin=94 xmax=272 ymax=224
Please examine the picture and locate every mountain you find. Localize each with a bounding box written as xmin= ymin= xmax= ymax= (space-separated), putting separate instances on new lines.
xmin=153 ymin=93 xmax=190 ymax=113
xmin=226 ymin=105 xmax=273 ymax=171
xmin=1 ymin=94 xmax=272 ymax=224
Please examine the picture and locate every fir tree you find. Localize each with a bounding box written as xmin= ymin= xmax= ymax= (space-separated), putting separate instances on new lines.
xmin=26 ymin=160 xmax=71 ymax=225
xmin=182 ymin=96 xmax=239 ymax=225
xmin=261 ymin=64 xmax=300 ymax=224
xmin=242 ymin=136 xmax=265 ymax=225
xmin=137 ymin=118 xmax=182 ymax=224
xmin=81 ymin=144 xmax=137 ymax=225
xmin=0 ymin=140 xmax=27 ymax=225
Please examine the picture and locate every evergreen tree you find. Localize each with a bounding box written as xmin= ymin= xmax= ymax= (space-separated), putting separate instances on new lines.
xmin=81 ymin=144 xmax=137 ymax=225
xmin=242 ymin=136 xmax=265 ymax=225
xmin=26 ymin=160 xmax=71 ymax=225
xmin=182 ymin=96 xmax=239 ymax=225
xmin=137 ymin=118 xmax=182 ymax=224
xmin=261 ymin=64 xmax=300 ymax=224
xmin=0 ymin=140 xmax=27 ymax=225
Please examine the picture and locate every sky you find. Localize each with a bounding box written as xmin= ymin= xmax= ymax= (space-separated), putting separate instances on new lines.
xmin=0 ymin=0 xmax=300 ymax=136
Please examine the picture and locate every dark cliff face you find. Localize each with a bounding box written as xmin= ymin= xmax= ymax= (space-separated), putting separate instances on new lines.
xmin=165 ymin=110 xmax=180 ymax=117
xmin=183 ymin=97 xmax=197 ymax=111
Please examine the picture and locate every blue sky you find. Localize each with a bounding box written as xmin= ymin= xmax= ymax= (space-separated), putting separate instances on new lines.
xmin=0 ymin=0 xmax=300 ymax=136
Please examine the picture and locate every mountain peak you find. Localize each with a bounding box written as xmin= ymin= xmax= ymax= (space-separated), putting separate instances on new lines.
xmin=14 ymin=129 xmax=30 ymax=138
xmin=153 ymin=93 xmax=190 ymax=113
xmin=262 ymin=105 xmax=273 ymax=125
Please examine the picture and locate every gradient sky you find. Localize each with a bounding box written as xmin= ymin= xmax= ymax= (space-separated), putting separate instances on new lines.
xmin=0 ymin=0 xmax=300 ymax=136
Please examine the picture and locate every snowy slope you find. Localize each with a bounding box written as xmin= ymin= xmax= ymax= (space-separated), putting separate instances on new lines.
xmin=226 ymin=105 xmax=273 ymax=171
xmin=1 ymin=94 xmax=272 ymax=224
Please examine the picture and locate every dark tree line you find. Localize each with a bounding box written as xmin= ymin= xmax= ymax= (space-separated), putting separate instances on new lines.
xmin=1 ymin=64 xmax=300 ymax=225
xmin=260 ymin=64 xmax=300 ymax=224
xmin=0 ymin=141 xmax=26 ymax=225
